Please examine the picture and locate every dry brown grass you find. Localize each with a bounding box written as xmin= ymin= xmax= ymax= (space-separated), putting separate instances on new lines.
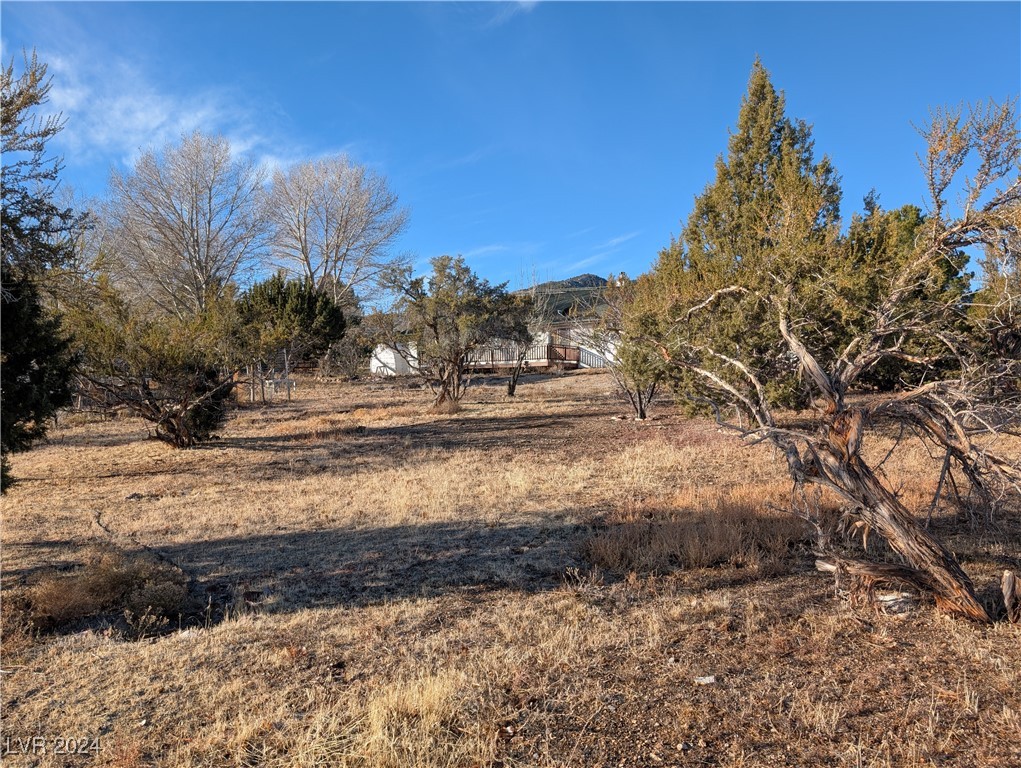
xmin=1 ymin=372 xmax=1019 ymax=767
xmin=584 ymin=501 xmax=809 ymax=575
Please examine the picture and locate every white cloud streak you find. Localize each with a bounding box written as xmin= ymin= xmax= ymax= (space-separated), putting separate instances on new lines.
xmin=563 ymin=252 xmax=611 ymax=274
xmin=462 ymin=240 xmax=541 ymax=260
xmin=595 ymin=230 xmax=641 ymax=249
xmin=463 ymin=243 xmax=512 ymax=259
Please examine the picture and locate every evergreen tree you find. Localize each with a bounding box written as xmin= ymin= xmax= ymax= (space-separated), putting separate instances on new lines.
xmin=66 ymin=285 xmax=238 ymax=448
xmin=633 ymin=71 xmax=1019 ymax=620
xmin=380 ymin=255 xmax=530 ymax=409
xmin=0 ymin=266 xmax=76 ymax=487
xmin=644 ymin=59 xmax=843 ymax=408
xmin=972 ymin=244 xmax=1021 ymax=361
xmin=236 ymin=272 xmax=346 ymax=365
xmin=837 ymin=196 xmax=970 ymax=389
xmin=596 ymin=275 xmax=666 ymax=419
xmin=1 ymin=52 xmax=87 ymax=277
xmin=1 ymin=51 xmax=86 ymax=489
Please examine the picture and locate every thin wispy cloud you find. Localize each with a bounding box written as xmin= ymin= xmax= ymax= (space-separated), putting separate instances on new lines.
xmin=463 ymin=243 xmax=512 ymax=259
xmin=255 ymin=142 xmax=368 ymax=179
xmin=463 ymin=240 xmax=541 ymax=260
xmin=562 ymin=253 xmax=610 ymax=274
xmin=441 ymin=147 xmax=492 ymax=169
xmin=414 ymin=146 xmax=497 ymax=179
xmin=596 ymin=231 xmax=641 ymax=249
xmin=484 ymin=1 xmax=540 ymax=29
xmin=551 ymin=230 xmax=642 ymax=275
xmin=42 ymin=47 xmax=275 ymax=173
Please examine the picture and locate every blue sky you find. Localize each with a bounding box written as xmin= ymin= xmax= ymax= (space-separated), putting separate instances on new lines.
xmin=3 ymin=1 xmax=1019 ymax=289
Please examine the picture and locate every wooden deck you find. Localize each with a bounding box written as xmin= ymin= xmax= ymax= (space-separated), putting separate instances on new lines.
xmin=467 ymin=342 xmax=586 ymax=370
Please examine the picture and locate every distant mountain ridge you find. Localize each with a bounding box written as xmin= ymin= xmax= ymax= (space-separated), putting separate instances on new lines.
xmin=532 ymin=274 xmax=609 ymax=292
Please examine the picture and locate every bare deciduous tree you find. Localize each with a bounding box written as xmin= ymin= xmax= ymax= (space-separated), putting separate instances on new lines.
xmin=267 ymin=156 xmax=409 ymax=305
xmin=107 ymin=131 xmax=267 ymax=318
xmin=505 ymin=285 xmax=557 ymax=397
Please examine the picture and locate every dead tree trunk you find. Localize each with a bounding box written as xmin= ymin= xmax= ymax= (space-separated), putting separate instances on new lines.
xmin=809 ymin=437 xmax=990 ymax=622
xmin=1003 ymin=571 xmax=1021 ymax=624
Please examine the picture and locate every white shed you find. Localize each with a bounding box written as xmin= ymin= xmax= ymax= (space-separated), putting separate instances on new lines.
xmin=370 ymin=343 xmax=419 ymax=376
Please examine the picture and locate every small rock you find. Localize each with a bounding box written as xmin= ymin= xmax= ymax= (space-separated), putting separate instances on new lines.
xmin=693 ymin=675 xmax=716 ymax=685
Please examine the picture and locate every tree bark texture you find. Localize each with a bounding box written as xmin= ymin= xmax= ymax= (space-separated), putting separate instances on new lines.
xmin=1003 ymin=571 xmax=1021 ymax=624
xmin=809 ymin=414 xmax=991 ymax=623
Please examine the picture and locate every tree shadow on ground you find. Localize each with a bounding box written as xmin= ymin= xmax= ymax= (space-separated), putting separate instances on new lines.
xmin=151 ymin=512 xmax=822 ymax=621
xmin=212 ymin=408 xmax=617 ymax=458
xmin=363 ymin=414 xmax=590 ymax=453
xmin=1 ymin=517 xmax=593 ymax=634
xmin=153 ymin=517 xmax=592 ymax=615
xmin=468 ymin=371 xmax=578 ymax=388
xmin=44 ymin=428 xmax=146 ymax=449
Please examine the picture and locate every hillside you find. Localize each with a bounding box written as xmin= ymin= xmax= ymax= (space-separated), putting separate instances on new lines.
xmin=532 ymin=274 xmax=610 ymax=292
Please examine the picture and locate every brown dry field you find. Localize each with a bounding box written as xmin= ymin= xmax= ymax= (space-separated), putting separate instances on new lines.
xmin=1 ymin=371 xmax=1019 ymax=768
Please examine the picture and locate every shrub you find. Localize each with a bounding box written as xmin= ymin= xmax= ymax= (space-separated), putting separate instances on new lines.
xmin=23 ymin=546 xmax=189 ymax=637
xmin=67 ymin=287 xmax=236 ymax=447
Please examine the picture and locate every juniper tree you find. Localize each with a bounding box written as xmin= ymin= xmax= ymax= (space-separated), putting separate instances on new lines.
xmin=972 ymin=240 xmax=1021 ymax=361
xmin=1 ymin=51 xmax=85 ymax=489
xmin=379 ymin=256 xmax=530 ymax=409
xmin=594 ymin=275 xmax=665 ymax=419
xmin=639 ymin=67 xmax=1020 ymax=620
xmin=67 ymin=286 xmax=239 ymax=448
xmin=651 ymin=59 xmax=842 ymax=407
xmin=236 ymin=272 xmax=346 ymax=366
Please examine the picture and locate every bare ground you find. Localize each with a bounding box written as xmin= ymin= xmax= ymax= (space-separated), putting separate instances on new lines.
xmin=1 ymin=371 xmax=1019 ymax=767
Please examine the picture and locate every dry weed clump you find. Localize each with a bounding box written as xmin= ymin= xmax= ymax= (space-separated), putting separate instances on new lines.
xmin=358 ymin=670 xmax=495 ymax=767
xmin=349 ymin=405 xmax=422 ymax=423
xmin=584 ymin=497 xmax=810 ymax=576
xmin=19 ymin=545 xmax=190 ymax=638
xmin=428 ymin=398 xmax=462 ymax=415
